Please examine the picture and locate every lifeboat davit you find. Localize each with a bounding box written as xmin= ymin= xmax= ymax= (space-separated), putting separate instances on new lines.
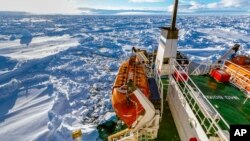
xmin=112 ymin=56 xmax=149 ymax=128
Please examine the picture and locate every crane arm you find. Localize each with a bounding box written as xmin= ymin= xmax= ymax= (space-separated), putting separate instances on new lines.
xmin=215 ymin=44 xmax=240 ymax=64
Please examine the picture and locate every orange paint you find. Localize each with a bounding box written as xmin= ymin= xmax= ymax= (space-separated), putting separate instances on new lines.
xmin=225 ymin=56 xmax=250 ymax=93
xmin=231 ymin=55 xmax=250 ymax=66
xmin=112 ymin=56 xmax=149 ymax=128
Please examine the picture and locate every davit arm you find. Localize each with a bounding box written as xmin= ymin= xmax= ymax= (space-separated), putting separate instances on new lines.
xmin=126 ymin=80 xmax=157 ymax=132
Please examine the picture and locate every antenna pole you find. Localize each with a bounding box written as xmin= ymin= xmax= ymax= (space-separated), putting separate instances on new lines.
xmin=171 ymin=0 xmax=179 ymax=30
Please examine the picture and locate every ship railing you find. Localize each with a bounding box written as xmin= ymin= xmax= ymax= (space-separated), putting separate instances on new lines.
xmin=221 ymin=60 xmax=250 ymax=103
xmin=171 ymin=58 xmax=213 ymax=75
xmin=108 ymin=123 xmax=159 ymax=141
xmin=211 ymin=59 xmax=250 ymax=93
xmin=177 ymin=57 xmax=250 ymax=89
xmin=154 ymin=68 xmax=169 ymax=121
xmin=108 ymin=129 xmax=134 ymax=141
xmin=182 ymin=58 xmax=212 ymax=75
xmin=172 ymin=59 xmax=230 ymax=140
xmin=186 ymin=58 xmax=250 ymax=96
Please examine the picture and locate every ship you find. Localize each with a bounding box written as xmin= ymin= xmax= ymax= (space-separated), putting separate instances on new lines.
xmin=72 ymin=0 xmax=250 ymax=141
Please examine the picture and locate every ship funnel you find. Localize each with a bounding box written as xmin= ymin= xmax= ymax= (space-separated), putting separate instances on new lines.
xmin=171 ymin=0 xmax=179 ymax=30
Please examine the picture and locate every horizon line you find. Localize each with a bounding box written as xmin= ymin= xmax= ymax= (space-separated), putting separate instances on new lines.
xmin=0 ymin=9 xmax=249 ymax=16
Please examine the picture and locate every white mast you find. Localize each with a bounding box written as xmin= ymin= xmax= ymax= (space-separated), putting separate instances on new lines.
xmin=155 ymin=0 xmax=179 ymax=76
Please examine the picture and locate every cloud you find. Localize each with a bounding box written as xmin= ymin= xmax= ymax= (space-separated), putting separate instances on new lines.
xmin=197 ymin=0 xmax=250 ymax=9
xmin=0 ymin=0 xmax=249 ymax=14
xmin=188 ymin=1 xmax=204 ymax=10
xmin=78 ymin=7 xmax=167 ymax=15
xmin=219 ymin=0 xmax=249 ymax=8
xmin=167 ymin=4 xmax=194 ymax=13
xmin=0 ymin=0 xmax=80 ymax=14
xmin=168 ymin=1 xmax=204 ymax=12
xmin=129 ymin=0 xmax=164 ymax=3
xmin=167 ymin=5 xmax=173 ymax=12
xmin=176 ymin=0 xmax=250 ymax=12
xmin=206 ymin=3 xmax=219 ymax=9
xmin=167 ymin=1 xmax=200 ymax=13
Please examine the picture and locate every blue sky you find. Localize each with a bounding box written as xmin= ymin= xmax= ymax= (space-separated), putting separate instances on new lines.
xmin=0 ymin=0 xmax=249 ymax=14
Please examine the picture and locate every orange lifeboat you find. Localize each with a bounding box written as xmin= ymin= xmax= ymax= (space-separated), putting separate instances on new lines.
xmin=112 ymin=56 xmax=149 ymax=128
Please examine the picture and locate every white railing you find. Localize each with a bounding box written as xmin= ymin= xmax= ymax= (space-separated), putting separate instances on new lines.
xmin=108 ymin=120 xmax=160 ymax=141
xmin=182 ymin=57 xmax=250 ymax=97
xmin=222 ymin=60 xmax=250 ymax=103
xmin=171 ymin=59 xmax=230 ymax=140
xmin=209 ymin=59 xmax=250 ymax=95
xmin=224 ymin=60 xmax=250 ymax=74
xmin=154 ymin=67 xmax=169 ymax=121
xmin=185 ymin=58 xmax=213 ymax=75
xmin=171 ymin=58 xmax=213 ymax=76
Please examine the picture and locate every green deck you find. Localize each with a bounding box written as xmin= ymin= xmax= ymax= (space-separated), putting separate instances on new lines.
xmin=191 ymin=75 xmax=250 ymax=125
xmin=155 ymin=78 xmax=180 ymax=141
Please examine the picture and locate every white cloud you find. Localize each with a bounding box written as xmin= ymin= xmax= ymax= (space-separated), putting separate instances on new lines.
xmin=0 ymin=0 xmax=80 ymax=14
xmin=129 ymin=0 xmax=164 ymax=3
xmin=206 ymin=3 xmax=219 ymax=9
xmin=177 ymin=0 xmax=250 ymax=12
xmin=0 ymin=0 xmax=249 ymax=14
xmin=219 ymin=0 xmax=249 ymax=8
xmin=168 ymin=0 xmax=203 ymax=12
xmin=199 ymin=0 xmax=250 ymax=9
xmin=167 ymin=4 xmax=174 ymax=12
xmin=189 ymin=1 xmax=204 ymax=10
xmin=167 ymin=4 xmax=195 ymax=13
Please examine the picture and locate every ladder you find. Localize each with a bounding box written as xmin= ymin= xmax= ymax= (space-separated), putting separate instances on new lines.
xmin=108 ymin=125 xmax=160 ymax=141
xmin=108 ymin=129 xmax=137 ymax=141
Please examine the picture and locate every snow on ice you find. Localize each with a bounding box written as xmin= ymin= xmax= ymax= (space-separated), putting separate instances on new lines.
xmin=0 ymin=15 xmax=249 ymax=141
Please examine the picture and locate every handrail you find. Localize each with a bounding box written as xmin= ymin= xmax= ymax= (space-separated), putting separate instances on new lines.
xmin=108 ymin=129 xmax=131 ymax=141
xmin=189 ymin=59 xmax=212 ymax=75
xmin=223 ymin=63 xmax=250 ymax=83
xmin=172 ymin=59 xmax=229 ymax=140
xmin=153 ymin=65 xmax=169 ymax=122
xmin=174 ymin=60 xmax=229 ymax=126
xmin=222 ymin=60 xmax=250 ymax=96
xmin=153 ymin=58 xmax=230 ymax=140
xmin=225 ymin=60 xmax=250 ymax=76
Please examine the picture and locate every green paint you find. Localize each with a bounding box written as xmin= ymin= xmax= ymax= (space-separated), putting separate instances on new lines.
xmin=191 ymin=75 xmax=250 ymax=125
xmin=155 ymin=78 xmax=181 ymax=141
